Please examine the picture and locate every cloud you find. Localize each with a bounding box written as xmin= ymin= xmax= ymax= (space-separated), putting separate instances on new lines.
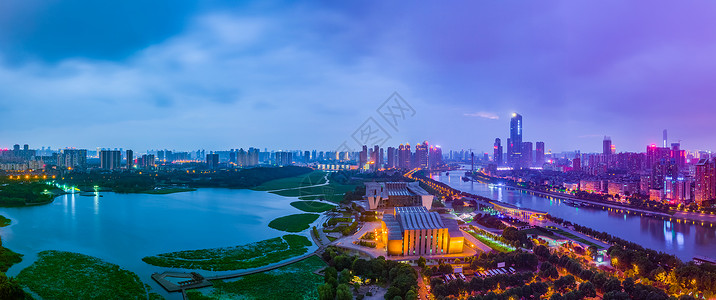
xmin=464 ymin=112 xmax=499 ymax=120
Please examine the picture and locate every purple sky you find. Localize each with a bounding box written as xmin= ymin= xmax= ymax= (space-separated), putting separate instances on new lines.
xmin=1 ymin=1 xmax=715 ymax=153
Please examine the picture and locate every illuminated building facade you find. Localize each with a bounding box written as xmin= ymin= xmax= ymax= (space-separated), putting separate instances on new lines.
xmin=509 ymin=113 xmax=523 ymax=168
xmin=364 ymin=181 xmax=434 ymax=210
xmin=381 ymin=206 xmax=464 ymax=256
xmin=535 ymin=141 xmax=544 ymax=166
xmin=414 ymin=142 xmax=428 ymax=169
xmin=695 ymin=158 xmax=716 ymax=204
xmin=494 ymin=138 xmax=503 ymax=166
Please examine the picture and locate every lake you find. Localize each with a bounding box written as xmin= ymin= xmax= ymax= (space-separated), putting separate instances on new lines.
xmin=0 ymin=188 xmax=317 ymax=299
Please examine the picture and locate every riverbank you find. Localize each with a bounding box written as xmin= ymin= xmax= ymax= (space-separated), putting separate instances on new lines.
xmin=471 ymin=172 xmax=716 ymax=224
xmin=140 ymin=187 xmax=197 ymax=194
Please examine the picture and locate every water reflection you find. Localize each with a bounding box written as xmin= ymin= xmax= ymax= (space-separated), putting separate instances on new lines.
xmin=433 ymin=171 xmax=716 ymax=261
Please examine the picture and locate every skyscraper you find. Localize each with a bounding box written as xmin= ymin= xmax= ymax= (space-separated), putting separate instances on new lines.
xmin=695 ymin=159 xmax=716 ymax=204
xmin=398 ymin=144 xmax=411 ymax=169
xmin=359 ymin=145 xmax=368 ymax=169
xmin=603 ymin=137 xmax=612 ymax=156
xmin=509 ymin=113 xmax=523 ymax=168
xmin=429 ymin=145 xmax=442 ymax=169
xmin=100 ymin=150 xmax=122 ymax=170
xmin=206 ymin=153 xmax=219 ymax=169
xmin=535 ymin=141 xmax=545 ymax=166
xmin=522 ymin=142 xmax=533 ymax=167
xmin=494 ymin=138 xmax=503 ymax=166
xmin=126 ymin=150 xmax=134 ymax=169
xmin=414 ymin=142 xmax=429 ymax=169
xmin=274 ymin=152 xmax=292 ymax=166
xmin=60 ymin=149 xmax=88 ymax=169
xmin=386 ymin=147 xmax=396 ymax=169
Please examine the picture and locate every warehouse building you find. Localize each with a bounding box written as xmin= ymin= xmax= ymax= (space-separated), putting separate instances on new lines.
xmin=381 ymin=206 xmax=464 ymax=256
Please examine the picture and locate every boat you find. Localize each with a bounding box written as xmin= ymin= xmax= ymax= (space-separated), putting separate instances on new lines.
xmin=445 ymin=172 xmax=450 ymax=176
xmin=462 ymin=176 xmax=470 ymax=182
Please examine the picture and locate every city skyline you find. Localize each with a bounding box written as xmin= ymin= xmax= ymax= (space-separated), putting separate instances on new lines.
xmin=2 ymin=2 xmax=716 ymax=152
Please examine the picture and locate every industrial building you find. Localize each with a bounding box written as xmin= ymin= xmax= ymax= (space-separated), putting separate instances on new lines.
xmin=381 ymin=206 xmax=464 ymax=256
xmin=364 ymin=181 xmax=434 ymax=210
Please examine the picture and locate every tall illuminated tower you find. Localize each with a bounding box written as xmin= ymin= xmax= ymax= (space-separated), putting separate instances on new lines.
xmin=509 ymin=113 xmax=523 ymax=168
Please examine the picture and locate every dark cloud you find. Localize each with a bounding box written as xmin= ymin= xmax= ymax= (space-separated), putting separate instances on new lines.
xmin=0 ymin=1 xmax=715 ymax=152
xmin=0 ymin=0 xmax=199 ymax=62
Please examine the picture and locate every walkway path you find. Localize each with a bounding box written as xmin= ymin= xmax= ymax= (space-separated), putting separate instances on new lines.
xmin=207 ymin=252 xmax=320 ymax=281
xmin=266 ymin=173 xmax=330 ymax=192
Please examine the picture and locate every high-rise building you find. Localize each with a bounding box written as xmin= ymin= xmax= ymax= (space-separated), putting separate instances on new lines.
xmin=60 ymin=149 xmax=88 ymax=170
xmin=139 ymin=154 xmax=155 ymax=169
xmin=652 ymin=158 xmax=678 ymax=190
xmin=695 ymin=159 xmax=716 ymax=205
xmin=429 ymin=145 xmax=443 ymax=169
xmin=414 ymin=142 xmax=429 ymax=169
xmin=359 ymin=145 xmax=368 ymax=169
xmin=126 ymin=150 xmax=134 ymax=169
xmin=398 ymin=144 xmax=411 ymax=169
xmin=100 ymin=150 xmax=122 ymax=170
xmin=206 ymin=153 xmax=219 ymax=169
xmin=509 ymin=113 xmax=523 ymax=168
xmin=494 ymin=138 xmax=503 ymax=166
xmin=522 ymin=142 xmax=533 ymax=167
xmin=572 ymin=157 xmax=581 ymax=171
xmin=229 ymin=149 xmax=237 ymax=164
xmin=535 ymin=142 xmax=545 ymax=166
xmin=237 ymin=148 xmax=247 ymax=166
xmin=304 ymin=150 xmax=310 ymax=163
xmin=274 ymin=151 xmax=292 ymax=166
xmin=386 ymin=147 xmax=396 ymax=169
xmin=248 ymin=148 xmax=260 ymax=166
xmin=603 ymin=137 xmax=612 ymax=156
xmin=372 ymin=145 xmax=381 ymax=171
xmin=671 ymin=143 xmax=685 ymax=170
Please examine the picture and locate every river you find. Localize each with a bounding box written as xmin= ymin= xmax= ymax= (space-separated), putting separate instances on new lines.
xmin=0 ymin=188 xmax=318 ymax=299
xmin=432 ymin=170 xmax=716 ymax=262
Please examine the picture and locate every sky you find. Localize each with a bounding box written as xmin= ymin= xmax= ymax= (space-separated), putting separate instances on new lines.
xmin=1 ymin=1 xmax=716 ymax=154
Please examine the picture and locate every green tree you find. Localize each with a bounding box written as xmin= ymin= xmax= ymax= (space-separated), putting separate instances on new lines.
xmin=339 ymin=269 xmax=352 ymax=285
xmin=579 ymin=281 xmax=596 ymax=298
xmin=417 ymin=256 xmax=426 ymax=269
xmin=336 ymin=283 xmax=353 ymax=300
xmin=318 ymin=283 xmax=334 ymax=300
xmin=405 ymin=289 xmax=418 ymax=300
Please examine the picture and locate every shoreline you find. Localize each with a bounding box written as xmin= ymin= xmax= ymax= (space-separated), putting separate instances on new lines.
xmin=468 ymin=172 xmax=716 ymax=225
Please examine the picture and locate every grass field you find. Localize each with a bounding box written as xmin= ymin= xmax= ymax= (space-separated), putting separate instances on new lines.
xmin=0 ymin=246 xmax=22 ymax=272
xmin=466 ymin=230 xmax=515 ymax=253
xmin=290 ymin=201 xmax=336 ymax=213
xmin=17 ymin=250 xmax=157 ymax=300
xmin=252 ymin=171 xmax=327 ymax=191
xmin=0 ymin=215 xmax=10 ymax=227
xmin=268 ymin=213 xmax=320 ymax=232
xmin=273 ymin=183 xmax=357 ymax=203
xmin=142 ymin=235 xmax=312 ymax=271
xmin=186 ymin=255 xmax=326 ymax=300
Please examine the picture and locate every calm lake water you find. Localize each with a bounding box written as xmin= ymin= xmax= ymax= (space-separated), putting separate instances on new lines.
xmin=432 ymin=171 xmax=716 ymax=262
xmin=0 ymin=188 xmax=317 ymax=299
